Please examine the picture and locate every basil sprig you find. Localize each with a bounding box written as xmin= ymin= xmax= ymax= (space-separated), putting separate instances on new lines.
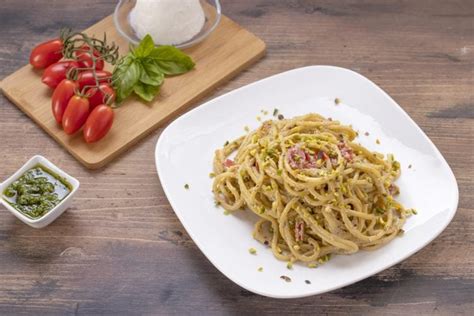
xmin=112 ymin=35 xmax=195 ymax=103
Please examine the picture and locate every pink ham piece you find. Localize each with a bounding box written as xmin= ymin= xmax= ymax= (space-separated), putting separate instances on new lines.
xmin=295 ymin=220 xmax=305 ymax=241
xmin=224 ymin=159 xmax=235 ymax=168
xmin=286 ymin=145 xmax=316 ymax=169
xmin=286 ymin=145 xmax=331 ymax=169
xmin=338 ymin=141 xmax=354 ymax=162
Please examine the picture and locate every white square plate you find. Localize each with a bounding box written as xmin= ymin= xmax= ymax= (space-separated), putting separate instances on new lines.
xmin=155 ymin=66 xmax=458 ymax=298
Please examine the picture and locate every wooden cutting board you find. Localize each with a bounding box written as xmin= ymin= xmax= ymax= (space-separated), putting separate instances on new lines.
xmin=0 ymin=13 xmax=265 ymax=169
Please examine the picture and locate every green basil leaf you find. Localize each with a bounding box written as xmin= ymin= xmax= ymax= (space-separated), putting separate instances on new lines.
xmin=132 ymin=34 xmax=155 ymax=58
xmin=149 ymin=45 xmax=195 ymax=75
xmin=139 ymin=60 xmax=165 ymax=86
xmin=133 ymin=82 xmax=161 ymax=102
xmin=112 ymin=55 xmax=142 ymax=103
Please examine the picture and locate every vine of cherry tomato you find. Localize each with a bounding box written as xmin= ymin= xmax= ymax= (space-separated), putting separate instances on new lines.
xmin=30 ymin=32 xmax=118 ymax=142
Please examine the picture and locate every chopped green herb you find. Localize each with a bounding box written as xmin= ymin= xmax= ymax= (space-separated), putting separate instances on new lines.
xmin=273 ymin=108 xmax=279 ymax=116
xmin=224 ymin=140 xmax=229 ymax=146
xmin=184 ymin=184 xmax=189 ymax=189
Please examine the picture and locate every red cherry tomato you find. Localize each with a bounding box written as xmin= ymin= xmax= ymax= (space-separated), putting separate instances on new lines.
xmin=51 ymin=79 xmax=79 ymax=124
xmin=30 ymin=38 xmax=63 ymax=69
xmin=62 ymin=95 xmax=90 ymax=135
xmin=83 ymin=105 xmax=114 ymax=143
xmin=76 ymin=70 xmax=112 ymax=90
xmin=74 ymin=45 xmax=104 ymax=70
xmin=42 ymin=61 xmax=79 ymax=89
xmin=86 ymin=83 xmax=116 ymax=109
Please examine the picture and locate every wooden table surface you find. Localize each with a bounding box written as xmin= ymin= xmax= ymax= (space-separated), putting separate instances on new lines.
xmin=0 ymin=0 xmax=472 ymax=314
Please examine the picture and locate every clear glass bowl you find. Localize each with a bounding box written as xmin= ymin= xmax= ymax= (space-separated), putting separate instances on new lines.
xmin=114 ymin=0 xmax=222 ymax=49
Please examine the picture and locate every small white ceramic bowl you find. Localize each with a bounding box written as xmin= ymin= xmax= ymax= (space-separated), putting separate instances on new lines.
xmin=0 ymin=155 xmax=80 ymax=229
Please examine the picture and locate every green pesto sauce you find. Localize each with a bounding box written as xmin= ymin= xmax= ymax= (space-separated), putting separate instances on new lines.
xmin=2 ymin=164 xmax=72 ymax=219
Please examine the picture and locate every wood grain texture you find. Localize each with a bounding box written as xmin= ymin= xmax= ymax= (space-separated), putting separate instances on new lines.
xmin=0 ymin=10 xmax=265 ymax=169
xmin=0 ymin=0 xmax=473 ymax=314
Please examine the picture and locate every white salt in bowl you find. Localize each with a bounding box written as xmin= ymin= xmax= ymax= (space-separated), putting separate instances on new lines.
xmin=114 ymin=0 xmax=222 ymax=49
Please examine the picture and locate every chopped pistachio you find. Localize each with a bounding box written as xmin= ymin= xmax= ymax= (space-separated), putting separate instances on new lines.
xmin=223 ymin=210 xmax=230 ymax=216
xmin=258 ymin=267 xmax=263 ymax=272
xmin=256 ymin=116 xmax=261 ymax=122
xmin=249 ymin=248 xmax=257 ymax=255
xmin=335 ymin=98 xmax=341 ymax=105
xmin=375 ymin=207 xmax=385 ymax=215
xmin=393 ymin=161 xmax=400 ymax=171
xmin=209 ymin=172 xmax=216 ymax=178
xmin=286 ymin=262 xmax=293 ymax=269
xmin=308 ymin=263 xmax=317 ymax=268
xmin=244 ymin=126 xmax=250 ymax=132
xmin=376 ymin=139 xmax=381 ymax=145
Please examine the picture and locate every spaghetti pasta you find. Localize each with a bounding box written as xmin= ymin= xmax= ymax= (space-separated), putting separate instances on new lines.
xmin=212 ymin=113 xmax=412 ymax=267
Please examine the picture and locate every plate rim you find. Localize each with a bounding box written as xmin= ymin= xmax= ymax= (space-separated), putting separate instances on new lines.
xmin=155 ymin=65 xmax=459 ymax=298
